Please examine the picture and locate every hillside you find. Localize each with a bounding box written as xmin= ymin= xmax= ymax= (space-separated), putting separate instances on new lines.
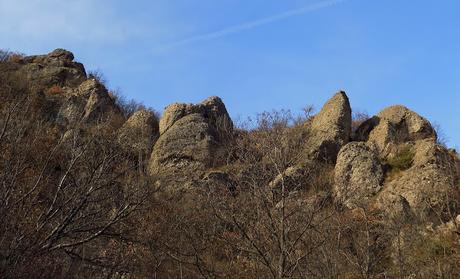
xmin=0 ymin=49 xmax=459 ymax=279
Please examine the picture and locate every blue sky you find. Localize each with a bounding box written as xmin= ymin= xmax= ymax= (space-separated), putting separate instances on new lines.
xmin=1 ymin=0 xmax=459 ymax=148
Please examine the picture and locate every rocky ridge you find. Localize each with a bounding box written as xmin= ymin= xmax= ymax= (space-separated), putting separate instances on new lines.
xmin=4 ymin=48 xmax=459 ymax=224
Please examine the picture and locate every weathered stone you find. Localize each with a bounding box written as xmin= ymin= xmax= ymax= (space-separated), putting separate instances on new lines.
xmin=268 ymin=92 xmax=351 ymax=198
xmin=57 ymin=95 xmax=87 ymax=124
xmin=366 ymin=119 xmax=397 ymax=156
xmin=334 ymin=142 xmax=385 ymax=209
xmin=79 ymin=79 xmax=119 ymax=122
xmin=57 ymin=79 xmax=120 ymax=124
xmin=118 ymin=109 xmax=159 ymax=154
xmin=149 ymin=97 xmax=233 ymax=177
xmin=377 ymin=106 xmax=436 ymax=140
xmin=19 ymin=49 xmax=86 ymax=88
xmin=305 ymin=91 xmax=352 ymax=163
xmin=159 ymin=96 xmax=232 ymax=135
xmin=356 ymin=105 xmax=437 ymax=157
xmin=378 ymin=140 xmax=459 ymax=221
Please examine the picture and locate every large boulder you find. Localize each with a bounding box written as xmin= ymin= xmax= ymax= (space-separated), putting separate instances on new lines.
xmin=334 ymin=142 xmax=385 ymax=209
xmin=18 ymin=48 xmax=87 ymax=89
xmin=81 ymin=80 xmax=119 ymax=122
xmin=118 ymin=109 xmax=159 ymax=155
xmin=268 ymin=91 xmax=351 ymax=194
xmin=149 ymin=96 xmax=233 ymax=177
xmin=377 ymin=140 xmax=459 ymax=221
xmin=57 ymin=79 xmax=120 ymax=124
xmin=304 ymin=91 xmax=352 ymax=163
xmin=355 ymin=105 xmax=437 ymax=156
xmin=159 ymin=96 xmax=232 ymax=135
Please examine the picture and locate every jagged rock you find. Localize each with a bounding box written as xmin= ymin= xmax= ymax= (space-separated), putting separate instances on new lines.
xmin=18 ymin=49 xmax=86 ymax=89
xmin=159 ymin=96 xmax=232 ymax=135
xmin=378 ymin=105 xmax=436 ymax=140
xmin=57 ymin=95 xmax=87 ymax=124
xmin=149 ymin=97 xmax=233 ymax=177
xmin=269 ymin=92 xmax=351 ymax=196
xmin=57 ymin=79 xmax=120 ymax=124
xmin=355 ymin=106 xmax=437 ymax=156
xmin=118 ymin=109 xmax=159 ymax=154
xmin=304 ymin=91 xmax=352 ymax=163
xmin=375 ymin=193 xmax=414 ymax=222
xmin=81 ymin=80 xmax=119 ymax=121
xmin=378 ymin=140 xmax=459 ymax=221
xmin=334 ymin=142 xmax=385 ymax=209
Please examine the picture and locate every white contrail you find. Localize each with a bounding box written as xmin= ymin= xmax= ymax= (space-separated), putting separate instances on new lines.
xmin=154 ymin=0 xmax=347 ymax=51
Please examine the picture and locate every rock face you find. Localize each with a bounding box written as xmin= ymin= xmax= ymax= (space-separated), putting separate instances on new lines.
xmin=4 ymin=49 xmax=120 ymax=125
xmin=305 ymin=91 xmax=352 ymax=163
xmin=149 ymin=96 xmax=233 ymax=176
xmin=158 ymin=96 xmax=232 ymax=135
xmin=377 ymin=140 xmax=459 ymax=221
xmin=57 ymin=79 xmax=120 ymax=124
xmin=18 ymin=49 xmax=87 ymax=89
xmin=337 ymin=104 xmax=458 ymax=220
xmin=355 ymin=105 xmax=436 ymax=156
xmin=268 ymin=92 xmax=351 ymax=194
xmin=80 ymin=79 xmax=119 ymax=122
xmin=334 ymin=142 xmax=385 ymax=209
xmin=118 ymin=109 xmax=159 ymax=154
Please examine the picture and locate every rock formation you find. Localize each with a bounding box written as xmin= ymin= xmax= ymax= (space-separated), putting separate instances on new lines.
xmin=17 ymin=48 xmax=87 ymax=89
xmin=355 ymin=105 xmax=437 ymax=157
xmin=149 ymin=96 xmax=233 ymax=177
xmin=3 ymin=48 xmax=459 ymax=223
xmin=118 ymin=109 xmax=159 ymax=155
xmin=305 ymin=91 xmax=352 ymax=163
xmin=377 ymin=140 xmax=459 ymax=221
xmin=336 ymin=105 xmax=458 ymax=221
xmin=57 ymin=79 xmax=120 ymax=124
xmin=270 ymin=91 xmax=351 ymax=193
xmin=334 ymin=142 xmax=385 ymax=209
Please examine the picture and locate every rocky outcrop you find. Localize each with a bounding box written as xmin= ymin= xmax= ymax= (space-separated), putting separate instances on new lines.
xmin=269 ymin=92 xmax=351 ymax=194
xmin=149 ymin=96 xmax=233 ymax=177
xmin=334 ymin=103 xmax=458 ymax=221
xmin=81 ymin=80 xmax=119 ymax=122
xmin=118 ymin=109 xmax=159 ymax=154
xmin=4 ymin=49 xmax=120 ymax=125
xmin=17 ymin=48 xmax=87 ymax=89
xmin=377 ymin=140 xmax=459 ymax=221
xmin=304 ymin=91 xmax=352 ymax=163
xmin=334 ymin=142 xmax=385 ymax=209
xmin=57 ymin=79 xmax=120 ymax=124
xmin=158 ymin=96 xmax=232 ymax=135
xmin=355 ymin=105 xmax=436 ymax=156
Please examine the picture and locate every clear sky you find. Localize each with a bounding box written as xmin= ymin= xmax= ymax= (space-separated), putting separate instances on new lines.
xmin=1 ymin=0 xmax=459 ymax=148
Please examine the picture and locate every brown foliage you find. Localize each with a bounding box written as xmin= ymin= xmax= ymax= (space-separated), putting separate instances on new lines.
xmin=47 ymin=84 xmax=64 ymax=95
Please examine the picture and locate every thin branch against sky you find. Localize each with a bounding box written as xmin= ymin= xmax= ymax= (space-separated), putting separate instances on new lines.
xmin=154 ymin=0 xmax=348 ymax=51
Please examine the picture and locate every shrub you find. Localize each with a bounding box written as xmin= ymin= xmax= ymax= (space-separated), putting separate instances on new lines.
xmin=432 ymin=121 xmax=448 ymax=147
xmin=8 ymin=53 xmax=24 ymax=63
xmin=88 ymin=69 xmax=107 ymax=85
xmin=385 ymin=145 xmax=415 ymax=180
xmin=0 ymin=49 xmax=25 ymax=63
xmin=352 ymin=110 xmax=370 ymax=133
xmin=108 ymin=88 xmax=157 ymax=119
